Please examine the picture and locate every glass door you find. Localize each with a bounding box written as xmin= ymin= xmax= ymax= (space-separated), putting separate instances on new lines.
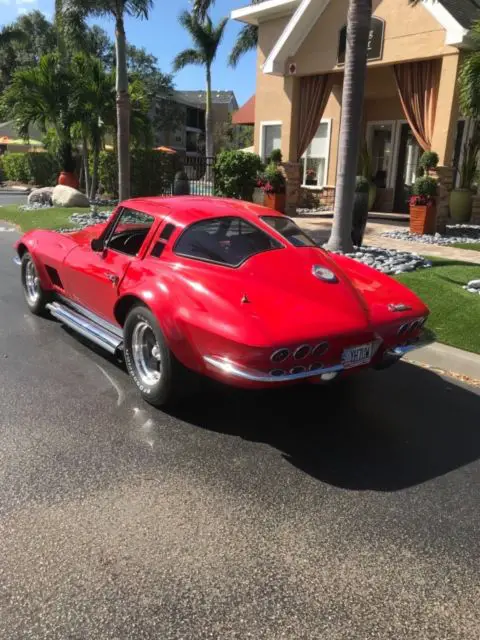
xmin=394 ymin=123 xmax=422 ymax=213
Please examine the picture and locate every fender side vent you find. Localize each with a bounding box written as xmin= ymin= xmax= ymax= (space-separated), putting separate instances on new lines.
xmin=45 ymin=265 xmax=63 ymax=289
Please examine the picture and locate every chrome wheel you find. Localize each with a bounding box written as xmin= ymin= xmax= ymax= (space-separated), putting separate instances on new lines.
xmin=131 ymin=321 xmax=162 ymax=386
xmin=24 ymin=258 xmax=40 ymax=306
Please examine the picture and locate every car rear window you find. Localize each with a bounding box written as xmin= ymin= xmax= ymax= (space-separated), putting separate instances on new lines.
xmin=174 ymin=216 xmax=282 ymax=267
xmin=261 ymin=216 xmax=318 ymax=247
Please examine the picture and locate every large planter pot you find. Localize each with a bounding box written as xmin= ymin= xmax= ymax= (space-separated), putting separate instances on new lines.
xmin=173 ymin=171 xmax=190 ymax=195
xmin=409 ymin=203 xmax=436 ymax=235
xmin=449 ymin=189 xmax=472 ymax=223
xmin=263 ymin=192 xmax=286 ymax=213
xmin=252 ymin=187 xmax=264 ymax=205
xmin=351 ymin=192 xmax=369 ymax=246
xmin=58 ymin=171 xmax=79 ymax=190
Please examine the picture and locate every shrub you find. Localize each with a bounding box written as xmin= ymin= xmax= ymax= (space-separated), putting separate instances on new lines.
xmin=214 ymin=150 xmax=264 ymax=200
xmin=96 ymin=149 xmax=181 ymax=197
xmin=0 ymin=152 xmax=60 ymax=186
xmin=355 ymin=175 xmax=370 ymax=193
xmin=419 ymin=151 xmax=439 ymax=171
xmin=410 ymin=175 xmax=438 ymax=206
xmin=258 ymin=162 xmax=286 ymax=194
xmin=269 ymin=148 xmax=282 ymax=164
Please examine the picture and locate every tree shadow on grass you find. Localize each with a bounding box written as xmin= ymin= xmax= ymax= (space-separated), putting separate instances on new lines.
xmin=168 ymin=362 xmax=480 ymax=492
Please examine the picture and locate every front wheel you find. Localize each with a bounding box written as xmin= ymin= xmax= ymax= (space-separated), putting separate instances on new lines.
xmin=123 ymin=305 xmax=188 ymax=407
xmin=21 ymin=252 xmax=48 ymax=315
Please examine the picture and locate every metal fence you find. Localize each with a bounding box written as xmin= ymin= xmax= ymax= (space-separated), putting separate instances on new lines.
xmin=179 ymin=156 xmax=215 ymax=196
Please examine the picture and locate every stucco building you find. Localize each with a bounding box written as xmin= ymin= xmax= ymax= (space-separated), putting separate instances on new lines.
xmin=231 ymin=0 xmax=480 ymax=221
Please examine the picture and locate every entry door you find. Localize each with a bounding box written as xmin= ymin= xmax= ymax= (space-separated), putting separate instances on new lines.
xmin=393 ymin=124 xmax=422 ymax=213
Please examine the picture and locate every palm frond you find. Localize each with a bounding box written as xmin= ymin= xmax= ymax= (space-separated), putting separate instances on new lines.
xmin=229 ymin=23 xmax=257 ymax=67
xmin=459 ymin=50 xmax=480 ymax=118
xmin=192 ymin=0 xmax=214 ymax=22
xmin=172 ymin=48 xmax=204 ymax=72
xmin=0 ymin=27 xmax=28 ymax=47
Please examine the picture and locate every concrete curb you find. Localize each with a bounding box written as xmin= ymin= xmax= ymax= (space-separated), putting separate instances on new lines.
xmin=404 ymin=342 xmax=480 ymax=381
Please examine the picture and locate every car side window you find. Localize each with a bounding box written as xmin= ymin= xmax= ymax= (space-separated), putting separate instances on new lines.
xmin=174 ymin=216 xmax=282 ymax=267
xmin=261 ymin=216 xmax=318 ymax=247
xmin=106 ymin=208 xmax=155 ymax=257
xmin=150 ymin=223 xmax=177 ymax=259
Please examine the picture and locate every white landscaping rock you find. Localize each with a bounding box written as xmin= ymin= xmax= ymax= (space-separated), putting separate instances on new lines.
xmin=28 ymin=186 xmax=54 ymax=206
xmin=52 ymin=185 xmax=89 ymax=208
xmin=467 ymin=279 xmax=480 ymax=289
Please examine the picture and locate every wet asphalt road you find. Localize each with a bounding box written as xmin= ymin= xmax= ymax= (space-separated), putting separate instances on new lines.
xmin=0 ymin=226 xmax=479 ymax=639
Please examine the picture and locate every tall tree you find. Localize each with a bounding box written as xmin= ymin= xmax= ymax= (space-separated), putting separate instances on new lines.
xmin=173 ymin=11 xmax=228 ymax=159
xmin=326 ymin=0 xmax=372 ymax=252
xmin=60 ymin=0 xmax=153 ymax=200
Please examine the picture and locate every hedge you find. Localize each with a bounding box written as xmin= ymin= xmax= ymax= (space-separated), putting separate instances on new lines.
xmin=214 ymin=150 xmax=264 ymax=200
xmin=0 ymin=152 xmax=60 ymax=186
xmin=97 ymin=150 xmax=181 ymax=197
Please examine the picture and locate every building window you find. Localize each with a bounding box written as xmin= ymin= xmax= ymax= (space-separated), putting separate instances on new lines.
xmin=301 ymin=120 xmax=331 ymax=187
xmin=261 ymin=122 xmax=281 ymax=161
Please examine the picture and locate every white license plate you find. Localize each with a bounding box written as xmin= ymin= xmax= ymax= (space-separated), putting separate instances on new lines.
xmin=342 ymin=343 xmax=373 ymax=368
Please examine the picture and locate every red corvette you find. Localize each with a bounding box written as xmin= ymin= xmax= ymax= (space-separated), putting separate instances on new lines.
xmin=14 ymin=196 xmax=428 ymax=406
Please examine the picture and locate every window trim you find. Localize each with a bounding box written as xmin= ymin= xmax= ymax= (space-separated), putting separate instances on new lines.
xmin=259 ymin=120 xmax=282 ymax=162
xmin=173 ymin=216 xmax=284 ymax=269
xmin=105 ymin=207 xmax=156 ymax=257
xmin=301 ymin=118 xmax=332 ymax=188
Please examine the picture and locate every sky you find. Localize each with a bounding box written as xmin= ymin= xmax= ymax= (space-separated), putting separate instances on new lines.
xmin=0 ymin=0 xmax=256 ymax=105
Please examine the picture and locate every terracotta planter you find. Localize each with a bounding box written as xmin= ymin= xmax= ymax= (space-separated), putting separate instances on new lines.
xmin=409 ymin=203 xmax=436 ymax=235
xmin=263 ymin=192 xmax=286 ymax=213
xmin=58 ymin=171 xmax=79 ymax=189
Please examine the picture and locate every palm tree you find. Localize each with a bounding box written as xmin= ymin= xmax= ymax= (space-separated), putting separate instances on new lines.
xmin=173 ymin=11 xmax=228 ymax=160
xmin=3 ymin=53 xmax=76 ymax=172
xmin=326 ymin=0 xmax=372 ymax=252
xmin=59 ymin=0 xmax=153 ymax=200
xmin=71 ymin=53 xmax=115 ymax=200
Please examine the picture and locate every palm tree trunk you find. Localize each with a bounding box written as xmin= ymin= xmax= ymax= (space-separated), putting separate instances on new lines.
xmin=82 ymin=132 xmax=90 ymax=197
xmin=205 ymin=65 xmax=214 ymax=158
xmin=115 ymin=14 xmax=131 ymax=201
xmin=326 ymin=0 xmax=372 ymax=252
xmin=90 ymin=135 xmax=100 ymax=201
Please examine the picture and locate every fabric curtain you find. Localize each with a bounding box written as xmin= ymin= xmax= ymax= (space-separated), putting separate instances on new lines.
xmin=393 ymin=60 xmax=440 ymax=151
xmin=297 ymin=74 xmax=332 ymax=160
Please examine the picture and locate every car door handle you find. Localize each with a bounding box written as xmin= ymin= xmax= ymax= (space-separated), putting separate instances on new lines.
xmin=106 ymin=273 xmax=119 ymax=285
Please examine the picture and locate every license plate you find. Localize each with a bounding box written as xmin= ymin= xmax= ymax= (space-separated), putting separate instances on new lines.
xmin=342 ymin=343 xmax=373 ymax=368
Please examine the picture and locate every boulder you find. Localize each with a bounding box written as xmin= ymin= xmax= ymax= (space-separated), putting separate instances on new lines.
xmin=52 ymin=185 xmax=89 ymax=208
xmin=28 ymin=187 xmax=54 ymax=206
xmin=467 ymin=279 xmax=480 ymax=290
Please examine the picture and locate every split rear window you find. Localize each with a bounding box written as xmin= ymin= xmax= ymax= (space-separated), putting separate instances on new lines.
xmin=174 ymin=216 xmax=282 ymax=267
xmin=261 ymin=216 xmax=318 ymax=247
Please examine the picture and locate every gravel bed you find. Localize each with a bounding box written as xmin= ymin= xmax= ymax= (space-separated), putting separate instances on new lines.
xmin=463 ymin=280 xmax=480 ymax=295
xmin=327 ymin=245 xmax=432 ymax=274
xmin=382 ymin=224 xmax=480 ymax=246
xmin=57 ymin=210 xmax=113 ymax=233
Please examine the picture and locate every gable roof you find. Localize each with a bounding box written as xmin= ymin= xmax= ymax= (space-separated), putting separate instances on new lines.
xmin=232 ymin=0 xmax=477 ymax=76
xmin=232 ymin=95 xmax=256 ymax=125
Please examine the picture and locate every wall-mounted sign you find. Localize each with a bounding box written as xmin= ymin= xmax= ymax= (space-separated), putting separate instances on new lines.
xmin=337 ymin=16 xmax=385 ymax=66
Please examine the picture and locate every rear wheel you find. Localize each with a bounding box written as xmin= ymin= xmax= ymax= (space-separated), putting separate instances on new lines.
xmin=123 ymin=305 xmax=188 ymax=407
xmin=21 ymin=252 xmax=48 ymax=315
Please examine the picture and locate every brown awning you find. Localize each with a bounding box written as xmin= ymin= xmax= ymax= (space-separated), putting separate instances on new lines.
xmin=232 ymin=95 xmax=255 ymax=125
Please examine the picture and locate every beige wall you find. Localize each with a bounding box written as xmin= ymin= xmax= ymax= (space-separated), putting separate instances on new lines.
xmin=295 ymin=0 xmax=457 ymax=75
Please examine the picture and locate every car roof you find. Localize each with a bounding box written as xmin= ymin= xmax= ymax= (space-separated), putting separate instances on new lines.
xmin=120 ymin=196 xmax=284 ymax=227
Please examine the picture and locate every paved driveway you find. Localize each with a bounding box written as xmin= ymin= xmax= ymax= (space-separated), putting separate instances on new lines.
xmin=1 ymin=227 xmax=479 ymax=639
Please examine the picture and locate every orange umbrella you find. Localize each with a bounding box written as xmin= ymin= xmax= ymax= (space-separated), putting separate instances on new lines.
xmin=154 ymin=146 xmax=177 ymax=154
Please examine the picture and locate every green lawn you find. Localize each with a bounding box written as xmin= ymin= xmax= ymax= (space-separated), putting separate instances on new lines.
xmin=0 ymin=205 xmax=110 ymax=232
xmin=396 ymin=259 xmax=480 ymax=354
xmin=452 ymin=242 xmax=480 ymax=252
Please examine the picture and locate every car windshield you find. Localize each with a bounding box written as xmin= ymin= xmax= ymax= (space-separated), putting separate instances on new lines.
xmin=174 ymin=216 xmax=282 ymax=267
xmin=261 ymin=216 xmax=318 ymax=247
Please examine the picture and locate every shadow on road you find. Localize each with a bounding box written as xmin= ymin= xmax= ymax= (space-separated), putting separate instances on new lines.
xmin=169 ymin=362 xmax=480 ymax=492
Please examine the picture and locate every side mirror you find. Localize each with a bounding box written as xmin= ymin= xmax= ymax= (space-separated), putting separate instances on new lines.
xmin=91 ymin=238 xmax=104 ymax=252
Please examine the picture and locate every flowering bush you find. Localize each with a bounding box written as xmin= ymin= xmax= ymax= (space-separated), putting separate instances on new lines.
xmin=257 ymin=162 xmax=286 ymax=194
xmin=410 ymin=175 xmax=438 ymax=207
xmin=409 ymin=194 xmax=435 ymax=206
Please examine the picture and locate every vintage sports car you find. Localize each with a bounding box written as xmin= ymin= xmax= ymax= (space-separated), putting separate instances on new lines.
xmin=14 ymin=196 xmax=429 ymax=407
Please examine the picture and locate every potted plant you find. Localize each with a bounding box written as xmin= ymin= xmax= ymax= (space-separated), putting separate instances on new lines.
xmin=57 ymin=141 xmax=79 ymax=189
xmin=450 ymin=136 xmax=479 ymax=222
xmin=419 ymin=150 xmax=439 ymax=176
xmin=351 ymin=176 xmax=370 ymax=246
xmin=259 ymin=162 xmax=286 ymax=212
xmin=305 ymin=168 xmax=317 ymax=186
xmin=409 ymin=176 xmax=438 ymax=234
xmin=269 ymin=148 xmax=282 ymax=165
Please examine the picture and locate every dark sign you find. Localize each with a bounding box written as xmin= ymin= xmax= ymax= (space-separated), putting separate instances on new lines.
xmin=337 ymin=16 xmax=385 ymax=66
